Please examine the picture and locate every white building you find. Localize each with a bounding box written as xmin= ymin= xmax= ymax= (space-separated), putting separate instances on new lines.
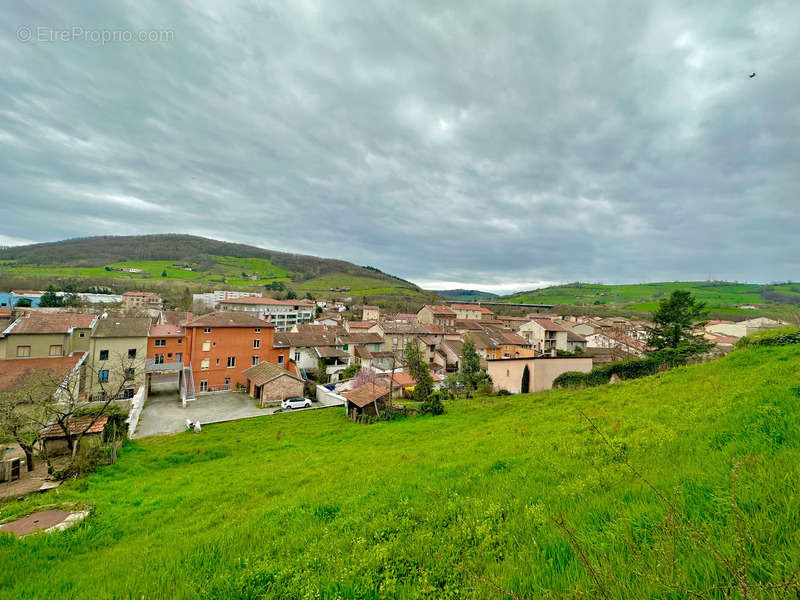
xmin=216 ymin=297 xmax=315 ymax=331
xmin=193 ymin=290 xmax=263 ymax=310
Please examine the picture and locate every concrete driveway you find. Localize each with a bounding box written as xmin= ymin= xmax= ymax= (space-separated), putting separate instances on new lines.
xmin=133 ymin=391 xmax=344 ymax=438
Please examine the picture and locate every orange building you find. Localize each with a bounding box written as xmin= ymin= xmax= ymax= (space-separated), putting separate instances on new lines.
xmin=182 ymin=312 xmax=291 ymax=393
xmin=147 ymin=322 xmax=186 ymax=365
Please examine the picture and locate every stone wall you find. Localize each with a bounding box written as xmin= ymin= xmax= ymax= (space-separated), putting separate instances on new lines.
xmin=259 ymin=375 xmax=303 ymax=407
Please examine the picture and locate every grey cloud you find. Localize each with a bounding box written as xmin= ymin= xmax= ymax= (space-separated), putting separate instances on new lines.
xmin=1 ymin=0 xmax=798 ymax=291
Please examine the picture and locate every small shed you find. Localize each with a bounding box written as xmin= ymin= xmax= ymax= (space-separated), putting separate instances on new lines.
xmin=40 ymin=416 xmax=109 ymax=456
xmin=0 ymin=445 xmax=25 ymax=482
xmin=343 ymin=384 xmax=391 ymax=421
xmin=243 ymin=361 xmax=304 ymax=407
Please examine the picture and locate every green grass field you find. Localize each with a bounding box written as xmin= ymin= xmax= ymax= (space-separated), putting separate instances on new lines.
xmin=2 ymin=345 xmax=799 ymax=598
xmin=504 ymin=281 xmax=800 ymax=316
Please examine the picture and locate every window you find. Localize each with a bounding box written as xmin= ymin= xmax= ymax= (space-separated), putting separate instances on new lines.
xmin=277 ymin=355 xmax=284 ymax=365
xmin=204 ymin=327 xmax=212 ymax=333
xmin=227 ymin=356 xmax=236 ymax=368
xmin=216 ymin=358 xmax=220 ymax=365
xmin=121 ymin=387 xmax=135 ymax=399
xmin=96 ymin=391 xmax=106 ymax=402
xmin=294 ymin=351 xmax=300 ymax=362
xmin=255 ymin=328 xmax=261 ymax=333
xmin=252 ymin=356 xmax=259 ymax=366
xmin=199 ymin=380 xmax=208 ymax=392
xmin=99 ymin=349 xmax=109 ymax=361
xmin=177 ymin=338 xmax=183 ymax=345
xmin=124 ymin=368 xmax=135 ymax=381
xmin=155 ymin=339 xmax=166 ymax=347
xmin=128 ymin=348 xmax=137 ymax=359
xmin=201 ymin=358 xmax=209 ymax=370
xmin=79 ymin=332 xmax=85 ymax=338
xmin=175 ymin=352 xmax=182 ymax=363
xmin=202 ymin=341 xmax=211 ymax=351
xmin=16 ymin=345 xmax=31 ymax=357
xmin=49 ymin=344 xmax=62 ymax=356
xmin=167 ymin=353 xmax=172 ymax=359
xmin=98 ymin=370 xmax=109 ymax=383
xmin=154 ymin=354 xmax=165 ymax=364
xmin=253 ymin=339 xmax=260 ymax=349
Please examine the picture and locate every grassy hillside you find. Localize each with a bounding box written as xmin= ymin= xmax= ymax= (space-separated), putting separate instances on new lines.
xmin=436 ymin=289 xmax=499 ymax=302
xmin=504 ymin=281 xmax=800 ymax=317
xmin=0 ymin=234 xmax=421 ymax=300
xmin=2 ymin=346 xmax=799 ymax=598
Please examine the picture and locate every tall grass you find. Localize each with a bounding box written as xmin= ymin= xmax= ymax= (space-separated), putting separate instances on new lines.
xmin=1 ymin=346 xmax=799 ymax=598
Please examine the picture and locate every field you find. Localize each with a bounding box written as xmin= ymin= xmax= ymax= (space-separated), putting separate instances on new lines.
xmin=504 ymin=281 xmax=800 ymax=317
xmin=2 ymin=345 xmax=799 ymax=598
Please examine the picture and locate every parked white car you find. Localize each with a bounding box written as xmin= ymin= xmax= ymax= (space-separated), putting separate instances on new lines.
xmin=281 ymin=396 xmax=312 ymax=410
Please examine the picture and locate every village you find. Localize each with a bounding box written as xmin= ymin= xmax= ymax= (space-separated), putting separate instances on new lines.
xmin=0 ymin=284 xmax=788 ymax=494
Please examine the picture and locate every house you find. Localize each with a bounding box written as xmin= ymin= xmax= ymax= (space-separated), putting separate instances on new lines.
xmin=40 ymin=415 xmax=108 ymax=456
xmin=417 ymin=305 xmax=457 ymax=328
xmin=436 ymin=339 xmax=464 ymax=372
xmin=87 ymin=316 xmax=150 ymax=401
xmin=121 ymin=291 xmax=163 ymax=310
xmin=496 ymin=315 xmax=529 ymax=330
xmin=384 ymin=371 xmax=444 ymax=398
xmin=275 ymin=329 xmax=349 ymax=378
xmin=361 ymin=306 xmax=380 ymax=321
xmin=705 ymin=317 xmax=783 ymax=339
xmin=243 ymin=361 xmax=304 ymax=407
xmin=147 ymin=322 xmax=186 ymax=366
xmin=0 ymin=312 xmax=97 ymax=359
xmin=449 ymin=303 xmax=483 ymax=320
xmin=566 ymin=330 xmax=587 ymax=353
xmin=182 ymin=312 xmax=291 ymax=393
xmin=393 ymin=313 xmax=418 ymax=323
xmin=343 ymin=383 xmax=391 ymax=421
xmin=468 ymin=327 xmax=535 ymax=360
xmin=216 ymin=297 xmax=315 ymax=331
xmin=585 ymin=330 xmax=648 ymax=357
xmin=518 ymin=318 xmax=569 ymax=353
xmin=486 ymin=356 xmax=593 ymax=393
xmin=344 ymin=320 xmax=380 ymax=334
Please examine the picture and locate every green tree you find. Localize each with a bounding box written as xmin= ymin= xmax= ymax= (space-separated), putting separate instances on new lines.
xmin=458 ymin=336 xmax=482 ymax=391
xmin=648 ymin=290 xmax=709 ymax=350
xmin=521 ymin=365 xmax=530 ymax=393
xmin=14 ymin=298 xmax=32 ymax=307
xmin=315 ymin=306 xmax=323 ymax=318
xmin=285 ymin=289 xmax=297 ymax=300
xmin=39 ymin=285 xmax=63 ymax=307
xmin=341 ymin=364 xmax=361 ymax=380
xmin=405 ymin=341 xmax=433 ymax=403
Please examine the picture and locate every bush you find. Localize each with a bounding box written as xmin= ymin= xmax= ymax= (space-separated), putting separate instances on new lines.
xmin=553 ymin=347 xmax=699 ymax=389
xmin=419 ymin=398 xmax=444 ymax=415
xmin=341 ymin=364 xmax=361 ymax=380
xmin=735 ymin=326 xmax=800 ymax=349
xmin=496 ymin=389 xmax=512 ymax=396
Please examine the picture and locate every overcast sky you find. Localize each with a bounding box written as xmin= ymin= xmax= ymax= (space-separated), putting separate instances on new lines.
xmin=1 ymin=1 xmax=798 ymax=292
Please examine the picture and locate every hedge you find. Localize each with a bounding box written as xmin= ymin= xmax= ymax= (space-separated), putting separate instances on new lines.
xmin=553 ymin=347 xmax=699 ymax=389
xmin=735 ymin=326 xmax=800 ymax=349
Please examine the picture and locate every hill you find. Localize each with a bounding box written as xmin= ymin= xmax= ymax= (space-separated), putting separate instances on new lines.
xmin=0 ymin=234 xmax=425 ymax=303
xmin=435 ymin=289 xmax=499 ymax=302
xmin=501 ymin=281 xmax=800 ymax=318
xmin=2 ymin=345 xmax=799 ymax=598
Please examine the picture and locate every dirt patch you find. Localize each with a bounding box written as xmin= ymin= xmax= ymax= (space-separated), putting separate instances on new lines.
xmin=0 ymin=509 xmax=72 ymax=536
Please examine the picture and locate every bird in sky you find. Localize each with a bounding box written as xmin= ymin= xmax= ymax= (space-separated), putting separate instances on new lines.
xmin=749 ymin=72 xmax=756 ymax=78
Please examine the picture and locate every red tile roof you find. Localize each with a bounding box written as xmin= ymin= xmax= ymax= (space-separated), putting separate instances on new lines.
xmin=531 ymin=318 xmax=566 ymax=332
xmin=41 ymin=415 xmax=108 ymax=438
xmin=6 ymin=312 xmax=96 ymax=335
xmin=347 ymin=320 xmax=377 ymax=329
xmin=387 ymin=371 xmax=443 ymax=388
xmin=343 ymin=384 xmax=390 ymax=408
xmin=183 ymin=311 xmax=269 ymax=328
xmin=149 ymin=323 xmax=184 ymax=337
xmin=424 ymin=305 xmax=457 ymax=316
xmin=0 ymin=353 xmax=86 ymax=393
xmin=449 ymin=303 xmax=484 ymax=311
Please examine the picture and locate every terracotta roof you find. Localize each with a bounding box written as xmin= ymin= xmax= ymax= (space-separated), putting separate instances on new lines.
xmin=381 ymin=322 xmax=430 ymax=335
xmin=217 ymin=297 xmax=315 ymax=307
xmin=149 ymin=323 xmax=184 ymax=337
xmin=423 ymin=324 xmax=444 ymax=334
xmin=93 ymin=317 xmax=151 ymax=338
xmin=394 ymin=313 xmax=417 ymax=320
xmin=387 ymin=371 xmax=443 ymax=388
xmin=449 ymin=303 xmax=484 ymax=311
xmin=343 ymin=384 xmax=390 ymax=408
xmin=41 ymin=415 xmax=108 ymax=438
xmin=593 ymin=330 xmax=649 ymax=352
xmin=184 ymin=311 xmax=269 ymax=328
xmin=122 ymin=291 xmax=160 ymax=297
xmin=0 ymin=353 xmax=86 ymax=393
xmin=6 ymin=312 xmax=96 ymax=335
xmin=280 ymin=331 xmax=341 ymax=347
xmin=0 ymin=309 xmax=12 ymax=318
xmin=162 ymin=310 xmax=191 ymax=326
xmin=347 ymin=320 xmax=377 ymax=329
xmin=423 ymin=305 xmax=457 ymax=316
xmin=531 ymin=318 xmax=566 ymax=332
xmin=242 ymin=361 xmax=303 ymax=386
xmin=339 ymin=332 xmax=383 ymax=344
xmin=315 ymin=346 xmax=348 ymax=358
